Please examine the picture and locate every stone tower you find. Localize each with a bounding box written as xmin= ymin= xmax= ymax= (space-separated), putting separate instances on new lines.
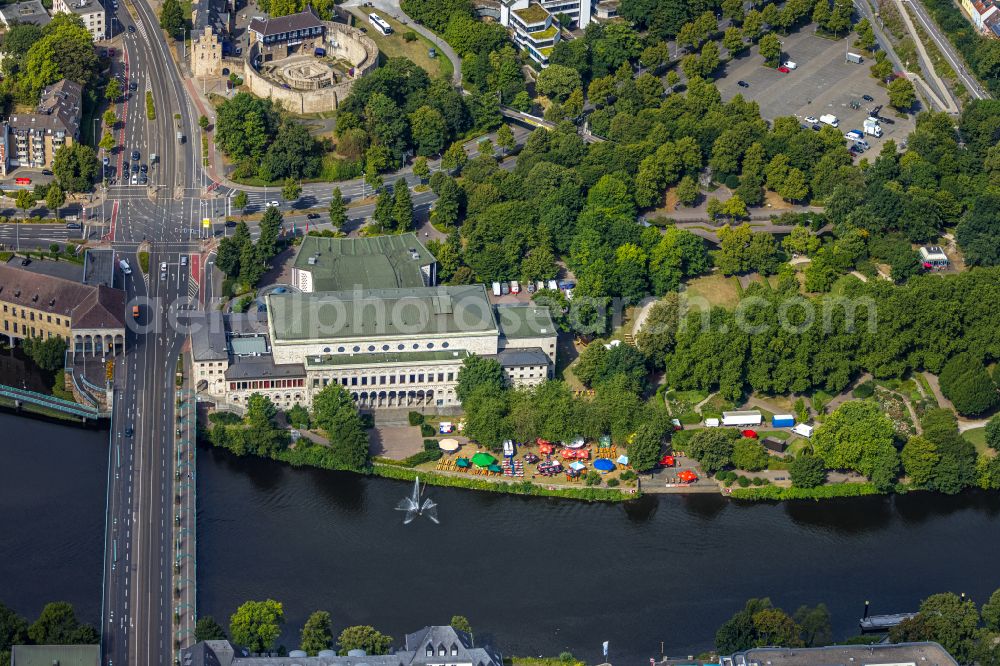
xmin=192 ymin=26 xmax=222 ymax=78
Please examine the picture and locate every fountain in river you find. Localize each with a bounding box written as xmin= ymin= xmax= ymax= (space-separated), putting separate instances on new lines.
xmin=396 ymin=477 xmax=439 ymax=524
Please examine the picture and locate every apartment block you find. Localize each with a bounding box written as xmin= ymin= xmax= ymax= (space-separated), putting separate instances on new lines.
xmin=53 ymin=0 xmax=105 ymax=40
xmin=0 ymin=79 xmax=82 ymax=176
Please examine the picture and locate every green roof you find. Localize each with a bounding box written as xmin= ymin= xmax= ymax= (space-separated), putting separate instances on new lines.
xmin=12 ymin=645 xmax=100 ymax=666
xmin=306 ymin=349 xmax=469 ymax=366
xmin=293 ymin=233 xmax=435 ymax=292
xmin=514 ymin=3 xmax=549 ymax=24
xmin=268 ymin=285 xmax=498 ymax=342
xmin=527 ymin=25 xmax=559 ymax=41
xmin=496 ymin=304 xmax=556 ymax=339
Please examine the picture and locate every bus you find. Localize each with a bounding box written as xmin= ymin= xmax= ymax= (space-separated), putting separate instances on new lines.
xmin=368 ymin=12 xmax=392 ymax=35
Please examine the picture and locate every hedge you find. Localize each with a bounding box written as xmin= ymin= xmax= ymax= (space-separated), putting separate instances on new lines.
xmin=408 ymin=411 xmax=424 ymax=426
xmin=396 ymin=449 xmax=443 ymax=467
xmin=372 ymin=463 xmax=636 ymax=502
xmin=420 ymin=423 xmax=436 ymax=437
xmin=730 ymin=482 xmax=881 ymax=500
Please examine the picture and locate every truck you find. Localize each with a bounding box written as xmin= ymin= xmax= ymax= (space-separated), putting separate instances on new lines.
xmin=721 ymin=410 xmax=763 ymax=427
xmin=863 ymin=117 xmax=883 ymax=137
xmin=845 ymin=129 xmax=864 ymax=141
xmin=820 ymin=114 xmax=840 ymax=128
xmin=177 ymin=131 xmax=185 ymax=143
xmin=772 ymin=414 xmax=796 ymax=428
xmin=792 ymin=423 xmax=814 ymax=438
xmin=846 ymin=52 xmax=863 ymax=64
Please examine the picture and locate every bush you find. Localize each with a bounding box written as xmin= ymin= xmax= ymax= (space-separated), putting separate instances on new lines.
xmin=209 ymin=411 xmax=242 ymax=425
xmin=408 ymin=411 xmax=425 ymax=426
xmin=853 ymin=380 xmax=875 ymax=399
xmin=403 ymin=31 xmax=417 ymax=41
xmin=731 ymin=482 xmax=881 ymax=500
xmin=606 ymin=478 xmax=620 ymax=487
xmin=724 ymin=174 xmax=741 ymax=189
xmin=399 ymin=449 xmax=442 ymax=467
xmin=423 ymin=439 xmax=439 ymax=451
xmin=940 ymin=352 xmax=999 ymax=416
xmin=584 ymin=470 xmax=602 ymax=486
xmin=619 ymin=470 xmax=637 ymax=481
xmin=737 ymin=475 xmax=751 ymax=487
xmin=751 ymin=476 xmax=765 ymax=486
xmin=789 ymin=453 xmax=827 ymax=488
xmin=420 ymin=423 xmax=435 ymax=437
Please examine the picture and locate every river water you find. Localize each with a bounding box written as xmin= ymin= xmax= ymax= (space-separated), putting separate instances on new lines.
xmin=4 ymin=414 xmax=1000 ymax=664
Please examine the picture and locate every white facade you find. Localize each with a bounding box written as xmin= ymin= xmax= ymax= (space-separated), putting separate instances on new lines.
xmin=53 ymin=0 xmax=105 ymax=40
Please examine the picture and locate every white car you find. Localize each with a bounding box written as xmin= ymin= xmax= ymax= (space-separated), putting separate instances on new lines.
xmin=266 ymin=200 xmax=279 ymax=208
xmin=783 ymin=61 xmax=797 ymax=69
xmin=805 ymin=115 xmax=818 ymax=124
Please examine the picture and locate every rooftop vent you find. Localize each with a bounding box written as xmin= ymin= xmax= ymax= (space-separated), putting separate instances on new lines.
xmin=14 ymin=290 xmax=20 ymax=297
xmin=32 ymin=294 xmax=39 ymax=302
xmin=49 ymin=298 xmax=56 ymax=306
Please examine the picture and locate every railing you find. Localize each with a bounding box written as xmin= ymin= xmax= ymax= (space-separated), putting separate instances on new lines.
xmin=0 ymin=383 xmax=104 ymax=419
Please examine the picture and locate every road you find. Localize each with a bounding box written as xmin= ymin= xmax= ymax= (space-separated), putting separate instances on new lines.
xmin=98 ymin=0 xmax=203 ymax=663
xmin=901 ymin=0 xmax=990 ymax=100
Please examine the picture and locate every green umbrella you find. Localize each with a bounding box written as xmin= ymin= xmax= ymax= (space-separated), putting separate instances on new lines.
xmin=471 ymin=452 xmax=497 ymax=467
xmin=456 ymin=458 xmax=470 ymax=468
xmin=488 ymin=463 xmax=503 ymax=473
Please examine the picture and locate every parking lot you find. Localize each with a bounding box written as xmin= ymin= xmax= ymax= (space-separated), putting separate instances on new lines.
xmin=716 ymin=29 xmax=916 ymax=151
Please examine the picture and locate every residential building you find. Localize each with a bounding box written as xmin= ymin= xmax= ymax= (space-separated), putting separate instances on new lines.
xmin=192 ymin=287 xmax=557 ymax=412
xmin=292 ymin=233 xmax=436 ymax=293
xmin=248 ymin=7 xmax=325 ymax=60
xmin=11 ymin=645 xmax=101 ymax=666
xmin=0 ymin=263 xmax=126 ymax=357
xmin=52 ymin=0 xmax=105 ymax=40
xmin=181 ymin=624 xmax=503 ymax=666
xmin=592 ymin=0 xmax=618 ymax=20
xmin=0 ymin=79 xmax=82 ymax=176
xmin=959 ymin=0 xmax=1000 ymax=34
xmin=919 ymin=245 xmax=950 ymax=268
xmin=0 ymin=0 xmax=51 ymax=27
xmin=723 ymin=642 xmax=959 ymax=666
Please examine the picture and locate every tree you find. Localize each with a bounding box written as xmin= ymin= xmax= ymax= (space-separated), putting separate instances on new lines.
xmin=983 ymin=588 xmax=1000 ymax=632
xmin=732 ymin=437 xmax=769 ymax=471
xmin=99 ymin=130 xmax=116 ymax=153
xmin=281 ymin=179 xmax=302 ymax=202
xmin=675 ymin=175 xmax=700 ymax=206
xmin=743 ymin=9 xmax=763 ymax=39
xmin=986 ymin=413 xmax=1000 ymax=451
xmin=159 ymin=0 xmax=185 ymax=38
xmin=410 ymin=105 xmax=448 ymax=157
xmin=194 ymin=616 xmax=227 ymax=642
xmin=722 ymin=27 xmax=746 ymax=56
xmin=256 ymin=206 xmax=283 ymax=267
xmin=793 ymin=604 xmax=833 ymax=647
xmin=15 ymin=189 xmax=37 ymax=216
xmin=450 ymin=616 xmax=472 ymax=635
xmin=496 ymin=124 xmax=515 ymax=155
xmin=812 ymin=400 xmax=899 ymax=490
xmin=442 ymin=141 xmax=468 ymax=174
xmin=700 ymin=40 xmax=720 ymax=77
xmin=53 ymin=143 xmax=99 ymax=193
xmin=0 ymin=603 xmax=28 ymax=664
xmin=901 ymin=436 xmax=939 ymax=487
xmin=373 ymin=187 xmax=394 ymax=231
xmin=856 ymin=17 xmax=876 ymax=51
xmin=232 ymin=191 xmax=249 ymax=218
xmin=887 ymin=77 xmax=916 ymax=110
xmin=957 ymin=194 xmax=1000 ymax=266
xmin=392 ymin=183 xmax=414 ymax=232
xmin=229 ymin=600 xmax=284 ymax=654
xmin=337 ymin=626 xmax=393 ymax=656
xmin=412 ymin=157 xmax=430 ymax=182
xmin=722 ymin=0 xmax=745 ymax=22
xmin=635 ymin=293 xmax=680 ymax=365
xmin=27 ymin=602 xmax=96 ymax=645
xmin=21 ymin=15 xmax=100 ymax=100
xmin=782 ymin=225 xmax=820 ymax=256
xmin=105 ymin=77 xmax=122 ymax=102
xmin=432 ymin=176 xmax=461 ymax=229
xmin=687 ymin=428 xmax=739 ymax=475
xmin=310 ymin=383 xmax=369 ymax=471
xmin=45 ymin=183 xmax=65 ymax=220
xmin=329 ymin=187 xmax=348 ymax=230
xmin=778 ymin=167 xmax=808 ymax=203
xmin=758 ymin=32 xmax=781 ymax=66
xmin=300 ymin=610 xmax=334 ymax=655
xmin=102 ymin=109 xmax=118 ymax=129
xmin=629 ymin=421 xmax=669 ymax=471
xmin=890 ymin=593 xmax=980 ymax=664
xmin=939 ymin=352 xmax=999 ymax=416
xmin=536 ymin=64 xmax=582 ymax=102
xmin=456 ymin=355 xmax=506 ymax=403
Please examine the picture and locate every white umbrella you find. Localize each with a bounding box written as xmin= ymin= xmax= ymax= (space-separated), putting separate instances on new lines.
xmin=569 ymin=461 xmax=586 ymax=471
xmin=438 ymin=438 xmax=460 ymax=452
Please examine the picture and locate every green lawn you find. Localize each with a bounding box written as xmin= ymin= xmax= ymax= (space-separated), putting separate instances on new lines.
xmin=784 ymin=437 xmax=811 ymax=457
xmin=963 ymin=427 xmax=991 ymax=454
xmin=683 ymin=273 xmax=742 ymax=309
xmin=348 ymin=9 xmax=453 ymax=80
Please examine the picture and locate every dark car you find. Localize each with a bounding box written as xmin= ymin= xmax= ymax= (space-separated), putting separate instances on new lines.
xmin=65 ymin=222 xmax=82 ymax=230
xmin=225 ymin=219 xmax=237 ymax=227
xmin=811 ymin=124 xmax=821 ymax=131
xmin=129 ymin=81 xmax=137 ymax=91
xmin=131 ymin=163 xmax=139 ymax=173
xmin=123 ymin=160 xmax=130 ymax=172
xmin=307 ymin=212 xmax=320 ymax=219
xmin=131 ymin=149 xmax=140 ymax=160
xmin=128 ymin=24 xmax=136 ymax=32
xmin=140 ymin=163 xmax=147 ymax=172
xmin=862 ymin=94 xmax=874 ymax=102
xmin=737 ymin=80 xmax=749 ymax=87
xmin=124 ymin=426 xmax=134 ymax=437
xmin=100 ymin=48 xmax=108 ymax=57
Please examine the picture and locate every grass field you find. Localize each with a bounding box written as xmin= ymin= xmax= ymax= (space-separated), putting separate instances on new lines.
xmin=348 ymin=9 xmax=453 ymax=80
xmin=683 ymin=273 xmax=742 ymax=309
xmin=963 ymin=427 xmax=991 ymax=454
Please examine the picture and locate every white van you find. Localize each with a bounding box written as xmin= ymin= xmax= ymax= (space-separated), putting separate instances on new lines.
xmin=119 ymin=259 xmax=131 ymax=275
xmin=536 ymin=280 xmax=545 ymax=292
xmin=704 ymin=418 xmax=720 ymax=427
xmin=792 ymin=423 xmax=814 ymax=438
xmin=492 ymin=282 xmax=501 ymax=296
xmin=547 ymin=279 xmax=558 ymax=291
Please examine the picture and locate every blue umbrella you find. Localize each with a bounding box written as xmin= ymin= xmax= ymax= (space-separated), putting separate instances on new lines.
xmin=594 ymin=458 xmax=615 ymax=472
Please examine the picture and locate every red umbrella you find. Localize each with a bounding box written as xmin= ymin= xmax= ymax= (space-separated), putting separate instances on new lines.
xmin=677 ymin=470 xmax=698 ymax=483
xmin=741 ymin=429 xmax=758 ymax=438
xmin=659 ymin=454 xmax=675 ymax=467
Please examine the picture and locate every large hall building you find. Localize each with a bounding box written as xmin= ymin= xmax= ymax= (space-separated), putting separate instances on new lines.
xmin=192 ymin=235 xmax=556 ymax=413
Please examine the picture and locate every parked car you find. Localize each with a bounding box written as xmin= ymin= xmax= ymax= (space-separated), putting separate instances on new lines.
xmin=862 ymin=94 xmax=874 ymax=102
xmin=510 ymin=280 xmax=520 ymax=294
xmin=131 ymin=149 xmax=140 ymax=160
xmin=140 ymin=163 xmax=147 ymax=172
xmin=266 ymin=200 xmax=279 ymax=208
xmin=737 ymin=80 xmax=749 ymax=87
xmin=811 ymin=124 xmax=821 ymax=131
xmin=500 ymin=282 xmax=510 ymax=295
xmin=65 ymin=222 xmax=82 ymax=230
xmin=782 ymin=60 xmax=797 ymax=69
xmin=307 ymin=213 xmax=320 ymax=219
xmin=103 ymin=157 xmax=110 ymax=166
xmin=777 ymin=65 xmax=790 ymax=73
xmin=527 ymin=282 xmax=536 ymax=294
xmin=805 ymin=115 xmax=818 ymax=123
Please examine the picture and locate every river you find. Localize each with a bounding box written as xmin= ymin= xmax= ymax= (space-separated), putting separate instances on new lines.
xmin=3 ymin=414 xmax=1000 ymax=664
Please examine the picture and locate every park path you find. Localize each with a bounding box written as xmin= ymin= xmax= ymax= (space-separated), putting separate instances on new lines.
xmin=889 ymin=0 xmax=959 ymax=113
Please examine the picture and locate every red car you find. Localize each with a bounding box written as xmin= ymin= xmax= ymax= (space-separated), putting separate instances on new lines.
xmin=777 ymin=66 xmax=790 ymax=73
xmin=741 ymin=429 xmax=759 ymax=439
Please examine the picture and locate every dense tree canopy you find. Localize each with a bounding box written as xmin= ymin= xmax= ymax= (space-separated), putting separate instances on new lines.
xmin=229 ymin=600 xmax=284 ymax=654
